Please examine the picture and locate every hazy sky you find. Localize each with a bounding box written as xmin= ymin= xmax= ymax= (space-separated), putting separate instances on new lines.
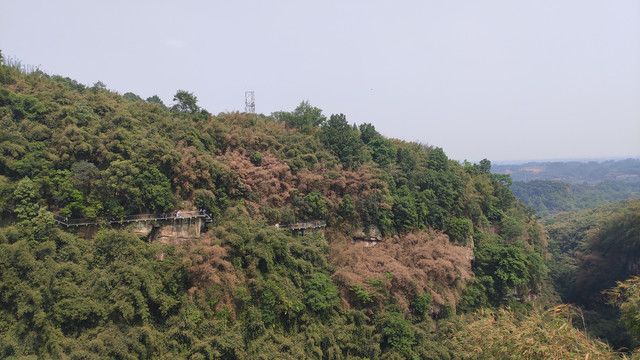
xmin=1 ymin=0 xmax=639 ymax=162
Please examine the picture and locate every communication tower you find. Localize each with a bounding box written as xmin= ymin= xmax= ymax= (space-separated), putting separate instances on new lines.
xmin=245 ymin=91 xmax=255 ymax=113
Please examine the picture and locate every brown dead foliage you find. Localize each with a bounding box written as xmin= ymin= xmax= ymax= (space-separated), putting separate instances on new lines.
xmin=295 ymin=168 xmax=326 ymax=194
xmin=324 ymin=163 xmax=381 ymax=202
xmin=173 ymin=141 xmax=215 ymax=197
xmin=171 ymin=234 xmax=241 ymax=318
xmin=293 ymin=163 xmax=384 ymax=212
xmin=217 ymin=112 xmax=280 ymax=153
xmin=223 ymin=150 xmax=387 ymax=222
xmin=330 ymin=230 xmax=473 ymax=315
xmin=226 ymin=150 xmax=296 ymax=208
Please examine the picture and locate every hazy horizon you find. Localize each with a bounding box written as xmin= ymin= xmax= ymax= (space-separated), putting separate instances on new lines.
xmin=491 ymin=155 xmax=640 ymax=165
xmin=2 ymin=1 xmax=638 ymax=163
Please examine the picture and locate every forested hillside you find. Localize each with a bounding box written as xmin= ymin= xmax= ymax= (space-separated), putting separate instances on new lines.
xmin=510 ymin=179 xmax=640 ymax=217
xmin=0 ymin=52 xmax=619 ymax=358
xmin=545 ymin=199 xmax=640 ymax=349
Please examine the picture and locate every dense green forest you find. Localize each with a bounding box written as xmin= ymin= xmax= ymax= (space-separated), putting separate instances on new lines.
xmin=491 ymin=157 xmax=640 ymax=350
xmin=545 ymin=199 xmax=640 ymax=350
xmin=510 ymin=179 xmax=640 ymax=217
xmin=490 ymin=159 xmax=640 ymax=217
xmin=0 ymin=51 xmax=634 ymax=358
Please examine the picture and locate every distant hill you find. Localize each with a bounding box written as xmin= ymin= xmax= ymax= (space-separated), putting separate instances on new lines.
xmin=510 ymin=179 xmax=640 ymax=217
xmin=492 ymin=159 xmax=640 ymax=184
xmin=491 ymin=159 xmax=640 ymax=216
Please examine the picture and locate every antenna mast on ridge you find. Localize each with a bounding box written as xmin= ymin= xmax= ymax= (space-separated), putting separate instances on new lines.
xmin=245 ymin=91 xmax=255 ymax=113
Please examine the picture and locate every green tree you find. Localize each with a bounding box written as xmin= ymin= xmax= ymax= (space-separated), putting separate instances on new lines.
xmin=298 ymin=192 xmax=327 ymax=220
xmin=137 ymin=166 xmax=175 ymax=213
xmin=359 ymin=123 xmax=396 ymax=167
xmin=446 ymin=217 xmax=473 ymax=245
xmin=70 ymin=161 xmax=99 ymax=195
xmin=278 ymin=100 xmax=326 ymax=130
xmin=50 ymin=170 xmax=85 ymax=218
xmin=359 ymin=123 xmax=379 ymax=144
xmin=392 ymin=188 xmax=418 ymax=231
xmin=396 ymin=147 xmax=416 ymax=173
xmin=500 ymin=215 xmax=525 ymax=242
xmin=2 ymin=91 xmax=47 ymax=121
xmin=607 ymin=276 xmax=640 ymax=339
xmin=413 ymin=293 xmax=432 ymax=319
xmin=13 ymin=177 xmax=40 ymax=221
xmin=303 ymin=273 xmax=339 ymax=315
xmin=368 ymin=137 xmax=396 ymax=167
xmin=13 ymin=142 xmax=53 ymax=178
xmin=98 ymin=160 xmax=142 ymax=215
xmin=146 ymin=95 xmax=166 ymax=107
xmin=381 ymin=312 xmax=415 ymax=353
xmin=473 ymin=242 xmax=543 ymax=302
xmin=338 ymin=194 xmax=359 ymax=225
xmin=172 ymin=90 xmax=199 ymax=114
xmin=91 ymin=80 xmax=107 ymax=93
xmin=194 ymin=189 xmax=216 ymax=214
xmin=416 ymin=170 xmax=462 ymax=229
xmin=479 ymin=158 xmax=492 ymax=174
xmin=123 ymin=92 xmax=142 ymax=102
xmin=0 ymin=49 xmax=9 ymax=83
xmin=319 ymin=114 xmax=365 ymax=168
xmin=427 ymin=147 xmax=448 ymax=172
xmin=31 ymin=207 xmax=57 ymax=242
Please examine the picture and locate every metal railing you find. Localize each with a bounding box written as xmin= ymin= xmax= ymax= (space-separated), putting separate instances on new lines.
xmin=276 ymin=220 xmax=326 ymax=230
xmin=53 ymin=210 xmax=212 ymax=228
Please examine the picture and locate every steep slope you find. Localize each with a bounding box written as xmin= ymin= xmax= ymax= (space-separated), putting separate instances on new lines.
xmin=545 ymin=198 xmax=640 ymax=349
xmin=0 ymin=52 xmax=557 ymax=358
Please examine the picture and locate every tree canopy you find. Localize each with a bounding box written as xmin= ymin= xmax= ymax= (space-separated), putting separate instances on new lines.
xmin=0 ymin=53 xmax=608 ymax=359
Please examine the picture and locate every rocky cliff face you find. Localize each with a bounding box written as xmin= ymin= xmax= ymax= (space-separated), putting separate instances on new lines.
xmin=134 ymin=217 xmax=204 ymax=241
xmin=64 ymin=217 xmax=205 ymax=241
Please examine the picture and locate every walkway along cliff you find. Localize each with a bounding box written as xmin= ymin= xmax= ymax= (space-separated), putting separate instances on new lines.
xmin=53 ymin=210 xmax=213 ymax=241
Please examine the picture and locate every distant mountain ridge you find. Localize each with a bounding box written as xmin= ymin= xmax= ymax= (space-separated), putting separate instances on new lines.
xmin=509 ymin=179 xmax=640 ymax=217
xmin=492 ymin=158 xmax=640 ymax=184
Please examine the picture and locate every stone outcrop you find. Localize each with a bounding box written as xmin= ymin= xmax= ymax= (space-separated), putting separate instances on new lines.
xmin=133 ymin=217 xmax=203 ymax=241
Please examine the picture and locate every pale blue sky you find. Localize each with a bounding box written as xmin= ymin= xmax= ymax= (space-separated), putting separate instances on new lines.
xmin=1 ymin=0 xmax=639 ymax=162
